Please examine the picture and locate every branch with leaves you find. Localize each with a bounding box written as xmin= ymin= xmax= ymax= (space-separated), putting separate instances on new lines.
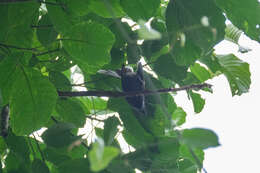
xmin=58 ymin=83 xmax=212 ymax=97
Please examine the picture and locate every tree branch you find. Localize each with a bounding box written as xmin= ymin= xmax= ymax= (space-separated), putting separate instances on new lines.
xmin=58 ymin=83 xmax=212 ymax=97
xmin=0 ymin=43 xmax=38 ymax=52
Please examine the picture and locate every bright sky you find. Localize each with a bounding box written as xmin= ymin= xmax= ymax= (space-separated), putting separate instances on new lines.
xmin=175 ymin=35 xmax=260 ymax=173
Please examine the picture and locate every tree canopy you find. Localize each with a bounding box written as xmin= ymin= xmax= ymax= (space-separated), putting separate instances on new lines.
xmin=0 ymin=0 xmax=258 ymax=173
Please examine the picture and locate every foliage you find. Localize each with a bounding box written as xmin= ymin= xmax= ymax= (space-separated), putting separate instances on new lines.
xmin=0 ymin=0 xmax=257 ymax=173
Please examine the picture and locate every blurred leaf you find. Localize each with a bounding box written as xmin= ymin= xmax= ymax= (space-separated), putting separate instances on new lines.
xmin=63 ymin=21 xmax=115 ymax=74
xmin=43 ymin=147 xmax=70 ymax=166
xmin=215 ymin=0 xmax=260 ymax=42
xmin=166 ymin=0 xmax=225 ymax=51
xmin=189 ymin=91 xmax=205 ymax=113
xmin=56 ymin=98 xmax=86 ymax=127
xmin=89 ymin=138 xmax=119 ymax=172
xmin=153 ymin=53 xmax=188 ymax=83
xmin=58 ymin=158 xmax=90 ymax=173
xmin=79 ymin=97 xmax=107 ymax=114
xmin=199 ymin=53 xmax=222 ymax=74
xmin=121 ymin=0 xmax=160 ymax=21
xmin=62 ymin=0 xmax=91 ymax=16
xmin=10 ymin=67 xmax=58 ymax=135
xmin=5 ymin=134 xmax=30 ymax=163
xmin=217 ymin=54 xmax=251 ymax=96
xmin=89 ymin=0 xmax=125 ymax=18
xmin=172 ymin=107 xmax=186 ymax=126
xmin=127 ymin=43 xmax=141 ymax=64
xmin=49 ymin=71 xmax=72 ymax=91
xmin=178 ymin=159 xmax=197 ymax=173
xmin=36 ymin=14 xmax=58 ymax=47
xmin=104 ymin=117 xmax=120 ymax=145
xmin=0 ymin=1 xmax=39 ymax=47
xmin=171 ymin=40 xmax=201 ymax=67
xmin=179 ymin=144 xmax=204 ymax=165
xmin=107 ymin=98 xmax=154 ymax=147
xmin=181 ymin=128 xmax=220 ymax=149
xmin=42 ymin=123 xmax=80 ymax=148
xmin=190 ymin=63 xmax=211 ymax=83
xmin=32 ymin=159 xmax=50 ymax=173
xmin=137 ymin=20 xmax=161 ymax=40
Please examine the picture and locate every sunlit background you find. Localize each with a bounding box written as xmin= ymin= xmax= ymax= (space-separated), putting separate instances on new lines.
xmin=175 ymin=34 xmax=260 ymax=173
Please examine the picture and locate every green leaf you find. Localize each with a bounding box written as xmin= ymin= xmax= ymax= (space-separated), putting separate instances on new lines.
xmin=46 ymin=0 xmax=75 ymax=34
xmin=43 ymin=147 xmax=70 ymax=166
xmin=62 ymin=21 xmax=115 ymax=74
xmin=0 ymin=1 xmax=39 ymax=47
xmin=190 ymin=63 xmax=211 ymax=82
xmin=215 ymin=0 xmax=260 ymax=42
xmin=89 ymin=0 xmax=125 ymax=18
xmin=181 ymin=128 xmax=220 ymax=149
xmin=107 ymin=98 xmax=154 ymax=147
xmin=137 ymin=20 xmax=161 ymax=40
xmin=32 ymin=159 xmax=50 ymax=173
xmin=58 ymin=158 xmax=90 ymax=173
xmin=10 ymin=67 xmax=58 ymax=135
xmin=166 ymin=0 xmax=225 ymax=51
xmin=36 ymin=14 xmax=58 ymax=47
xmin=62 ymin=0 xmax=91 ymax=16
xmin=153 ymin=54 xmax=188 ymax=83
xmin=104 ymin=117 xmax=120 ymax=145
xmin=172 ymin=107 xmax=186 ymax=126
xmin=0 ymin=54 xmax=19 ymax=105
xmin=79 ymin=97 xmax=107 ymax=114
xmin=49 ymin=71 xmax=72 ymax=91
xmin=121 ymin=0 xmax=160 ymax=21
xmin=42 ymin=123 xmax=80 ymax=148
xmin=179 ymin=144 xmax=204 ymax=165
xmin=217 ymin=54 xmax=251 ymax=96
xmin=5 ymin=134 xmax=30 ymax=163
xmin=89 ymin=138 xmax=119 ymax=172
xmin=189 ymin=91 xmax=205 ymax=113
xmin=171 ymin=40 xmax=201 ymax=67
xmin=178 ymin=159 xmax=197 ymax=173
xmin=56 ymin=98 xmax=86 ymax=127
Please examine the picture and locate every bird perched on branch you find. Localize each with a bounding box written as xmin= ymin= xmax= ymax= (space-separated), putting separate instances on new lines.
xmin=121 ymin=62 xmax=146 ymax=114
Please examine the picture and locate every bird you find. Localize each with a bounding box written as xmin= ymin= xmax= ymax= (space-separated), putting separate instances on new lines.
xmin=121 ymin=62 xmax=146 ymax=114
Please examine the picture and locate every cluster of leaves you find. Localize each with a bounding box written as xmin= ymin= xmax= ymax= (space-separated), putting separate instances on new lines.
xmin=0 ymin=0 xmax=257 ymax=173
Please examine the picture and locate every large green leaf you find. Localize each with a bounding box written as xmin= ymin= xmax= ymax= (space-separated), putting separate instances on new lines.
xmin=56 ymin=98 xmax=86 ymax=128
xmin=62 ymin=0 xmax=91 ymax=16
xmin=89 ymin=0 xmax=125 ymax=18
xmin=121 ymin=0 xmax=160 ymax=21
xmin=166 ymin=0 xmax=225 ymax=51
xmin=217 ymin=54 xmax=251 ymax=96
xmin=181 ymin=128 xmax=220 ymax=149
xmin=10 ymin=67 xmax=58 ymax=135
xmin=0 ymin=1 xmax=39 ymax=47
xmin=172 ymin=107 xmax=186 ymax=126
xmin=215 ymin=0 xmax=260 ymax=41
xmin=62 ymin=21 xmax=115 ymax=74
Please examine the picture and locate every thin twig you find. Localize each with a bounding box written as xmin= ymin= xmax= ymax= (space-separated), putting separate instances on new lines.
xmin=58 ymin=83 xmax=212 ymax=97
xmin=0 ymin=43 xmax=38 ymax=52
xmin=35 ymin=48 xmax=60 ymax=56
